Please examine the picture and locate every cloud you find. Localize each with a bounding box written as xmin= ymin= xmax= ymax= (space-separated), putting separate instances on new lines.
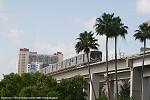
xmin=136 ymin=0 xmax=150 ymax=14
xmin=0 ymin=0 xmax=5 ymax=9
xmin=0 ymin=14 xmax=8 ymax=25
xmin=33 ymin=39 xmax=76 ymax=59
xmin=1 ymin=28 xmax=24 ymax=39
xmin=0 ymin=12 xmax=16 ymax=26
xmin=69 ymin=17 xmax=96 ymax=31
xmin=0 ymin=28 xmax=24 ymax=44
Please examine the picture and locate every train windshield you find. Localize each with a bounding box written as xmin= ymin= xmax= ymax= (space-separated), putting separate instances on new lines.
xmin=90 ymin=51 xmax=102 ymax=61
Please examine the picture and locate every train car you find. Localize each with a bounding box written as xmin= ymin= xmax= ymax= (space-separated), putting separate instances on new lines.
xmin=62 ymin=60 xmax=67 ymax=69
xmin=57 ymin=62 xmax=62 ymax=71
xmin=70 ymin=57 xmax=76 ymax=67
xmin=39 ymin=51 xmax=102 ymax=74
xmin=89 ymin=51 xmax=102 ymax=62
xmin=75 ymin=51 xmax=102 ymax=66
xmin=49 ymin=64 xmax=53 ymax=73
xmin=45 ymin=65 xmax=52 ymax=74
xmin=51 ymin=64 xmax=55 ymax=72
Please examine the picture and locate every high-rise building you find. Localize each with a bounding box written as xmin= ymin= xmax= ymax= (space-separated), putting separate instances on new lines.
xmin=16 ymin=48 xmax=63 ymax=75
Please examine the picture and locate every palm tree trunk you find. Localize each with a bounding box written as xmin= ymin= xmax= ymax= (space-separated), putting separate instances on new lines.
xmin=106 ymin=36 xmax=110 ymax=100
xmin=140 ymin=39 xmax=146 ymax=100
xmin=115 ymin=36 xmax=118 ymax=100
xmin=87 ymin=53 xmax=97 ymax=100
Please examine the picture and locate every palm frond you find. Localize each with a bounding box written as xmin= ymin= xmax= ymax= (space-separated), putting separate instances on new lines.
xmin=133 ymin=23 xmax=150 ymax=42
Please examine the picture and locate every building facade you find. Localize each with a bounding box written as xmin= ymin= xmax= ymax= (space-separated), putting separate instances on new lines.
xmin=16 ymin=48 xmax=63 ymax=75
xmin=27 ymin=62 xmax=50 ymax=73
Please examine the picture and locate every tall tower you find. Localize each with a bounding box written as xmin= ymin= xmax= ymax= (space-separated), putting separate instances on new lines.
xmin=16 ymin=48 xmax=30 ymax=75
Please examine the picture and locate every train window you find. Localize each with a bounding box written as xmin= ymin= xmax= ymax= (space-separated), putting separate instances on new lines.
xmin=69 ymin=59 xmax=71 ymax=66
xmin=61 ymin=62 xmax=63 ymax=68
xmin=76 ymin=57 xmax=77 ymax=64
xmin=83 ymin=54 xmax=85 ymax=62
xmin=52 ymin=65 xmax=53 ymax=71
xmin=65 ymin=60 xmax=67 ymax=68
xmin=90 ymin=51 xmax=102 ymax=61
xmin=56 ymin=63 xmax=58 ymax=70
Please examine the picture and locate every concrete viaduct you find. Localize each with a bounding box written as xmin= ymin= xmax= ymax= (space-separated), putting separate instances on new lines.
xmin=47 ymin=51 xmax=150 ymax=100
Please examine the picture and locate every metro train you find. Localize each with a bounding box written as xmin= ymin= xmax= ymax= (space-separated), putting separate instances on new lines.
xmin=38 ymin=51 xmax=102 ymax=75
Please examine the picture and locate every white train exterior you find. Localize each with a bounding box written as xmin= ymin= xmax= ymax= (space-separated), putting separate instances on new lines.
xmin=38 ymin=51 xmax=102 ymax=75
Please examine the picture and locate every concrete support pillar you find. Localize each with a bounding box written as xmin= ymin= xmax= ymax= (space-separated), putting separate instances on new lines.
xmin=110 ymin=80 xmax=114 ymax=100
xmin=142 ymin=77 xmax=149 ymax=100
xmin=90 ymin=73 xmax=100 ymax=100
xmin=130 ymin=67 xmax=141 ymax=100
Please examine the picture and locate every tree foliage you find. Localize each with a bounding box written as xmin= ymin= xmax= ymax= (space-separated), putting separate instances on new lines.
xmin=56 ymin=75 xmax=88 ymax=100
xmin=134 ymin=23 xmax=150 ymax=42
xmin=75 ymin=31 xmax=99 ymax=100
xmin=0 ymin=73 xmax=88 ymax=100
xmin=119 ymin=79 xmax=130 ymax=100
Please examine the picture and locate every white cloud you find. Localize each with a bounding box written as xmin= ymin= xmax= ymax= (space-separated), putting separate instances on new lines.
xmin=0 ymin=0 xmax=5 ymax=9
xmin=69 ymin=17 xmax=96 ymax=31
xmin=0 ymin=14 xmax=8 ymax=25
xmin=0 ymin=28 xmax=24 ymax=44
xmin=136 ymin=0 xmax=150 ymax=14
xmin=0 ymin=13 xmax=16 ymax=26
xmin=33 ymin=39 xmax=76 ymax=59
xmin=1 ymin=28 xmax=24 ymax=39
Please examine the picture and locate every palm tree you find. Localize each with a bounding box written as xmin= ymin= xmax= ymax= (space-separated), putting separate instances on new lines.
xmin=75 ymin=31 xmax=99 ymax=100
xmin=112 ymin=16 xmax=128 ymax=100
xmin=133 ymin=22 xmax=150 ymax=100
xmin=94 ymin=13 xmax=115 ymax=100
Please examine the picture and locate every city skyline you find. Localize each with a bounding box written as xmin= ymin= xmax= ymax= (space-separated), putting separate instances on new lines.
xmin=0 ymin=0 xmax=150 ymax=79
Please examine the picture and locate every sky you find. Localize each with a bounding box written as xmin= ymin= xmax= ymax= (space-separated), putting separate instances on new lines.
xmin=0 ymin=0 xmax=150 ymax=79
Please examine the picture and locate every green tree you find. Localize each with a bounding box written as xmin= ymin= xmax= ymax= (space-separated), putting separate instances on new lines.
xmin=99 ymin=82 xmax=105 ymax=97
xmin=19 ymin=86 xmax=36 ymax=97
xmin=94 ymin=13 xmax=115 ymax=100
xmin=56 ymin=75 xmax=88 ymax=100
xmin=47 ymin=91 xmax=61 ymax=100
xmin=1 ymin=73 xmax=88 ymax=99
xmin=70 ymin=75 xmax=88 ymax=100
xmin=95 ymin=13 xmax=128 ymax=100
xmin=56 ymin=78 xmax=70 ymax=99
xmin=119 ymin=79 xmax=130 ymax=100
xmin=75 ymin=31 xmax=99 ymax=100
xmin=111 ymin=16 xmax=128 ymax=100
xmin=0 ymin=73 xmax=22 ymax=97
xmin=98 ymin=93 xmax=108 ymax=100
xmin=0 ymin=72 xmax=58 ymax=97
xmin=133 ymin=22 xmax=150 ymax=100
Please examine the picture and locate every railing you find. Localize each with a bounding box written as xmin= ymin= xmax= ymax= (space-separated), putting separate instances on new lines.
xmin=103 ymin=52 xmax=125 ymax=61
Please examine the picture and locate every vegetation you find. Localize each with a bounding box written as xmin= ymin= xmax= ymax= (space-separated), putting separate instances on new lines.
xmin=56 ymin=75 xmax=88 ymax=100
xmin=98 ymin=82 xmax=108 ymax=100
xmin=133 ymin=22 xmax=150 ymax=100
xmin=75 ymin=31 xmax=99 ymax=100
xmin=110 ymin=14 xmax=128 ymax=100
xmin=1 ymin=12 xmax=149 ymax=100
xmin=94 ymin=13 xmax=128 ymax=100
xmin=98 ymin=93 xmax=108 ymax=100
xmin=0 ymin=73 xmax=88 ymax=100
xmin=119 ymin=79 xmax=130 ymax=100
xmin=94 ymin=13 xmax=114 ymax=100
